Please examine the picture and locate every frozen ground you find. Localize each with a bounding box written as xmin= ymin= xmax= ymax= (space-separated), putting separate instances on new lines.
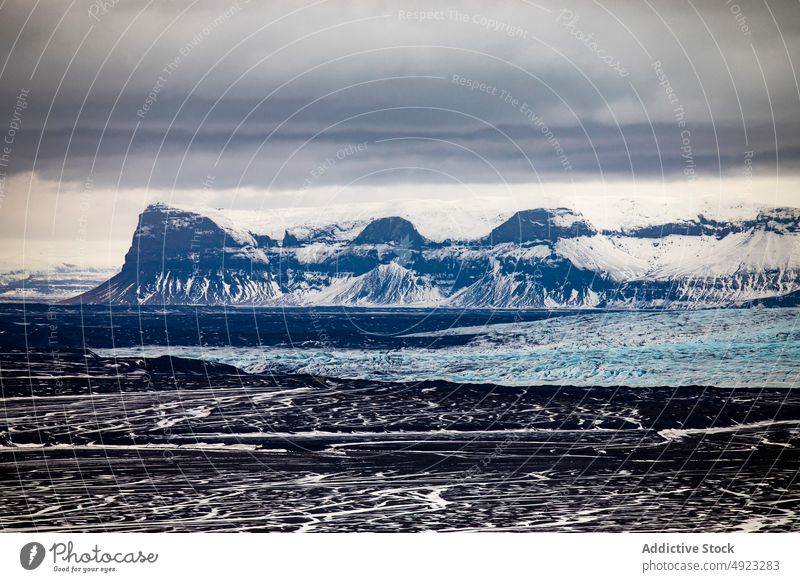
xmin=1 ymin=306 xmax=798 ymax=532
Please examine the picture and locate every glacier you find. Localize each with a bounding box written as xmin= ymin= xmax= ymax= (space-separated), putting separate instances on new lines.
xmin=96 ymin=308 xmax=800 ymax=387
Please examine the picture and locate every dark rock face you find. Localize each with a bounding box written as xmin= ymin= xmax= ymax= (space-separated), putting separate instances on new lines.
xmin=353 ymin=216 xmax=426 ymax=248
xmin=65 ymin=203 xmax=800 ymax=308
xmin=619 ymin=207 xmax=800 ymax=239
xmin=485 ymin=208 xmax=596 ymax=244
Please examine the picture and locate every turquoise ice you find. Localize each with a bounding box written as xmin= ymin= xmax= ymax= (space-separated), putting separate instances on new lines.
xmin=97 ymin=308 xmax=800 ymax=388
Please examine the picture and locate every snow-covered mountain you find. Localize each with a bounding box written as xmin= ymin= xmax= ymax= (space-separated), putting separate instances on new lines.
xmin=0 ymin=265 xmax=118 ymax=302
xmin=65 ymin=202 xmax=800 ymax=308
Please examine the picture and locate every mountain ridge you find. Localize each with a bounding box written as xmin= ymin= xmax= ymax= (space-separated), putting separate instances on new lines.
xmin=64 ymin=203 xmax=800 ymax=308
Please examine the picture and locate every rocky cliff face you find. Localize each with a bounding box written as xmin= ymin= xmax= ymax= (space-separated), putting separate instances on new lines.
xmin=66 ymin=203 xmax=800 ymax=308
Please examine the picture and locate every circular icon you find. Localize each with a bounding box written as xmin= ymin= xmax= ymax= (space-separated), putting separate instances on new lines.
xmin=20 ymin=542 xmax=46 ymax=570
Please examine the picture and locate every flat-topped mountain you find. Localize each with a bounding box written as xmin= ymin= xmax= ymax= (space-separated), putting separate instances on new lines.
xmin=65 ymin=202 xmax=800 ymax=308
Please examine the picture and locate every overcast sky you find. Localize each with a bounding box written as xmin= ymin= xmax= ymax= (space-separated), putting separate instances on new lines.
xmin=0 ymin=0 xmax=798 ymax=267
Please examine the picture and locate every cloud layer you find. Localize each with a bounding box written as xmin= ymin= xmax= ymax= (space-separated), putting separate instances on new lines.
xmin=0 ymin=0 xmax=798 ymax=189
xmin=0 ymin=0 xmax=798 ymax=262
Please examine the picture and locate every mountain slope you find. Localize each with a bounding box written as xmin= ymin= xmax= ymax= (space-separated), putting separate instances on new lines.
xmin=65 ymin=203 xmax=800 ymax=308
xmin=298 ymin=262 xmax=443 ymax=306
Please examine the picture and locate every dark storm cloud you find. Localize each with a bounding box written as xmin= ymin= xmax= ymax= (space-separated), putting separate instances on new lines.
xmin=0 ymin=0 xmax=798 ymax=189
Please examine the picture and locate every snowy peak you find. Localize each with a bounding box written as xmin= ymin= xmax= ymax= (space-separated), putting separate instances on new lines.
xmin=352 ymin=216 xmax=426 ymax=248
xmin=448 ymin=267 xmax=601 ymax=309
xmin=129 ymin=204 xmax=271 ymax=268
xmin=303 ymin=261 xmax=442 ymax=306
xmin=139 ymin=203 xmax=257 ymax=248
xmin=485 ymin=208 xmax=596 ymax=245
xmin=125 ymin=204 xmax=232 ymax=268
